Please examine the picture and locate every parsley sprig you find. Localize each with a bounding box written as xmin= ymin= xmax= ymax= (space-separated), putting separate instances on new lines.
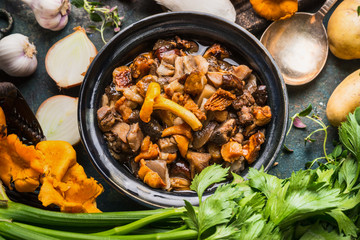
xmin=71 ymin=0 xmax=123 ymax=44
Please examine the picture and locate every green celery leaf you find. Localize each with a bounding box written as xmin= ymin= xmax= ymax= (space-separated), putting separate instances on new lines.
xmin=205 ymin=224 xmax=236 ymax=240
xmin=338 ymin=156 xmax=357 ymax=192
xmin=248 ymin=167 xmax=282 ymax=199
xmin=197 ymin=184 xmax=242 ymax=237
xmin=298 ymin=104 xmax=313 ymax=117
xmin=238 ymin=192 xmax=266 ymax=213
xmin=184 ymin=200 xmax=198 ymax=231
xmin=299 ymin=222 xmax=351 ymax=240
xmin=249 ymin=168 xmax=343 ymax=228
xmin=327 ymin=209 xmax=358 ymax=237
xmin=71 ymin=0 xmax=84 ymax=8
xmin=332 ymin=145 xmax=343 ymax=158
xmin=316 ymin=168 xmax=335 ymax=186
xmin=190 ymin=164 xmax=229 ymax=203
xmin=339 ymin=108 xmax=360 ymax=161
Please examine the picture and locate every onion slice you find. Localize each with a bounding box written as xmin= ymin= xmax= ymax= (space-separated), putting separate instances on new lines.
xmin=36 ymin=95 xmax=80 ymax=145
xmin=45 ymin=26 xmax=97 ymax=88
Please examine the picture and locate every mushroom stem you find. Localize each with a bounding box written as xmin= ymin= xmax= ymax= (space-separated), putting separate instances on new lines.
xmin=153 ymin=96 xmax=202 ymax=131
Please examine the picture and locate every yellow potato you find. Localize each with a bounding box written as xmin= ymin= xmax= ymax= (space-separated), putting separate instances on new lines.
xmin=326 ymin=69 xmax=360 ymax=126
xmin=328 ymin=0 xmax=360 ymax=60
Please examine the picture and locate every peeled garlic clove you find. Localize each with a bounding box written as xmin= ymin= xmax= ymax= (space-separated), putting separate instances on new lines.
xmin=155 ymin=0 xmax=236 ymax=22
xmin=45 ymin=27 xmax=97 ymax=88
xmin=0 ymin=33 xmax=37 ymax=77
xmin=23 ymin=0 xmax=70 ymax=31
xmin=36 ymin=95 xmax=80 ymax=145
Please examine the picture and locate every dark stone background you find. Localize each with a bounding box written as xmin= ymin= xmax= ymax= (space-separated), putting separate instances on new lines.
xmin=1 ymin=0 xmax=358 ymax=211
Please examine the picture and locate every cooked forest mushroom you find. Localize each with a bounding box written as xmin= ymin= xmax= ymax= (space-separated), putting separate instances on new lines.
xmin=138 ymin=159 xmax=166 ymax=189
xmin=184 ymin=70 xmax=207 ymax=96
xmin=221 ymin=141 xmax=243 ymax=163
xmin=98 ymin=37 xmax=272 ymax=191
xmin=204 ymin=88 xmax=236 ymax=111
xmin=162 ymin=123 xmax=192 ymax=139
xmin=139 ymin=118 xmax=163 ymax=141
xmin=111 ymin=122 xmax=130 ymax=143
xmin=113 ymin=66 xmax=132 ymax=90
xmin=210 ymin=118 xmax=236 ymax=145
xmin=145 ymin=160 xmax=170 ymax=189
xmin=127 ymin=123 xmax=143 ymax=152
xmin=158 ymin=137 xmax=178 ymax=153
xmin=231 ymin=65 xmax=252 ymax=80
xmin=134 ymin=136 xmax=160 ymax=162
xmin=253 ymin=85 xmax=268 ymax=106
xmin=193 ymin=121 xmax=218 ymax=149
xmin=203 ymin=43 xmax=230 ymax=59
xmin=130 ymin=54 xmax=155 ymax=79
xmin=97 ymin=106 xmax=116 ymax=132
xmin=232 ymin=90 xmax=255 ymax=110
xmin=172 ymin=93 xmax=206 ymax=121
xmin=242 ymin=131 xmax=265 ymax=164
xmin=173 ymin=134 xmax=190 ymax=157
xmin=186 ymin=151 xmax=212 ymax=177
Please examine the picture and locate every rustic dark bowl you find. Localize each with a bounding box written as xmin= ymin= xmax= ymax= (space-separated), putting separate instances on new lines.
xmin=79 ymin=12 xmax=288 ymax=208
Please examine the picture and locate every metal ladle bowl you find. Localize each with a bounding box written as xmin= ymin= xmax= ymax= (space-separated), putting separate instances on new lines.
xmin=260 ymin=0 xmax=337 ymax=86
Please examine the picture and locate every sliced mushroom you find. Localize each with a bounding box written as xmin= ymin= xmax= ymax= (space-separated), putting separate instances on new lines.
xmin=111 ymin=122 xmax=130 ymax=143
xmin=97 ymin=106 xmax=116 ymax=132
xmin=134 ymin=136 xmax=160 ymax=162
xmin=162 ymin=123 xmax=192 ymax=139
xmin=170 ymin=177 xmax=191 ymax=191
xmin=204 ymin=88 xmax=236 ymax=111
xmin=231 ymin=65 xmax=252 ymax=80
xmin=203 ymin=44 xmax=230 ymax=59
xmin=186 ymin=151 xmax=212 ymax=178
xmin=145 ymin=160 xmax=170 ymax=189
xmin=193 ymin=121 xmax=218 ymax=149
xmin=242 ymin=131 xmax=265 ymax=164
xmin=138 ymin=159 xmax=166 ymax=189
xmin=169 ymin=159 xmax=191 ymax=179
xmin=210 ymin=118 xmax=236 ymax=145
xmin=139 ymin=118 xmax=163 ymax=141
xmin=127 ymin=123 xmax=144 ymax=152
xmin=184 ymin=70 xmax=207 ymax=96
xmin=207 ymin=72 xmax=223 ymax=88
xmin=157 ymin=137 xmax=178 ymax=153
xmin=244 ymin=74 xmax=257 ymax=94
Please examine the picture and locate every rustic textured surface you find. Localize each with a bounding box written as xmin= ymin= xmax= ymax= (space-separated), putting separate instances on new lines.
xmin=0 ymin=0 xmax=359 ymax=211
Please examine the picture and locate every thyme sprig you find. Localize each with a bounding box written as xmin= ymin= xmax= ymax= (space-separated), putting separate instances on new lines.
xmin=71 ymin=0 xmax=123 ymax=44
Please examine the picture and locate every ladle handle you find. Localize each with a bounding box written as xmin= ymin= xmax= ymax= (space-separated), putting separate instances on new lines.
xmin=316 ymin=0 xmax=338 ymax=19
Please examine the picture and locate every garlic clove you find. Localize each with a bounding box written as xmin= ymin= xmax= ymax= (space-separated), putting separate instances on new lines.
xmin=45 ymin=27 xmax=97 ymax=88
xmin=155 ymin=0 xmax=236 ymax=23
xmin=0 ymin=33 xmax=38 ymax=77
xmin=23 ymin=0 xmax=70 ymax=31
xmin=36 ymin=95 xmax=80 ymax=145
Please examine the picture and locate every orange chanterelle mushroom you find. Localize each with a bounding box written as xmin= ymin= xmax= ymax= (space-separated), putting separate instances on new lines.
xmin=0 ymin=106 xmax=103 ymax=213
xmin=250 ymin=0 xmax=298 ymax=21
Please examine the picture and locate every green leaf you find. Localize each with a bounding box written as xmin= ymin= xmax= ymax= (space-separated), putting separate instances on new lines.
xmin=88 ymin=1 xmax=104 ymax=6
xmin=184 ymin=200 xmax=198 ymax=231
xmin=338 ymin=157 xmax=357 ymax=192
xmin=355 ymin=107 xmax=360 ymax=124
xmin=358 ymin=6 xmax=360 ymax=16
xmin=299 ymin=222 xmax=351 ymax=240
xmin=298 ymin=104 xmax=313 ymax=117
xmin=339 ymin=108 xmax=360 ymax=161
xmin=190 ymin=164 xmax=229 ymax=203
xmin=327 ymin=210 xmax=358 ymax=237
xmin=71 ymin=0 xmax=84 ymax=8
xmin=283 ymin=144 xmax=294 ymax=152
xmin=332 ymin=145 xmax=343 ymax=158
xmin=90 ymin=13 xmax=102 ymax=22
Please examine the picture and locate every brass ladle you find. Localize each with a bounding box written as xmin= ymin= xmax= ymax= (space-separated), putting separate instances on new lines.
xmin=260 ymin=0 xmax=338 ymax=85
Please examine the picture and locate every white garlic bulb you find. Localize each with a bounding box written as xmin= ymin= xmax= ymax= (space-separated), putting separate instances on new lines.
xmin=22 ymin=0 xmax=70 ymax=31
xmin=0 ymin=34 xmax=38 ymax=77
xmin=155 ymin=0 xmax=236 ymax=23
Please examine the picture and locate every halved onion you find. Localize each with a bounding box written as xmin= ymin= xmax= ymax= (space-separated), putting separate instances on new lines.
xmin=36 ymin=95 xmax=80 ymax=145
xmin=45 ymin=27 xmax=97 ymax=88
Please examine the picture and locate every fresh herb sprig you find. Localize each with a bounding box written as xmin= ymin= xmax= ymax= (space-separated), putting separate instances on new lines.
xmin=71 ymin=0 xmax=123 ymax=44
